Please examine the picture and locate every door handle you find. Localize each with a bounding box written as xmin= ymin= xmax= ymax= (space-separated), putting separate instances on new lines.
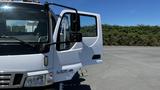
xmin=92 ymin=54 xmax=101 ymax=60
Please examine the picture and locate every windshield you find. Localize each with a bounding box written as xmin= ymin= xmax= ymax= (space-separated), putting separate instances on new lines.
xmin=0 ymin=3 xmax=49 ymax=43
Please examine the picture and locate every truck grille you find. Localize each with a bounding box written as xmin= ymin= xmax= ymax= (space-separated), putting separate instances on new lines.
xmin=0 ymin=73 xmax=25 ymax=88
xmin=0 ymin=74 xmax=11 ymax=86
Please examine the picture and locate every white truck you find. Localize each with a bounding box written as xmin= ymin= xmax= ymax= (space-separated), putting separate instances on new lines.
xmin=0 ymin=0 xmax=103 ymax=89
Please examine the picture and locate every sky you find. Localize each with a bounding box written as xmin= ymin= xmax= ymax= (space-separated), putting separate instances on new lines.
xmin=40 ymin=0 xmax=160 ymax=26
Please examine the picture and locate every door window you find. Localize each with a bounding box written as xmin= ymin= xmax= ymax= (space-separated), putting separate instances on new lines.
xmin=57 ymin=13 xmax=98 ymax=51
xmin=80 ymin=15 xmax=97 ymax=37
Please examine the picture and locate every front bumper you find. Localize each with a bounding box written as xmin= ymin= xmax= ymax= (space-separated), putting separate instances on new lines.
xmin=0 ymin=70 xmax=53 ymax=88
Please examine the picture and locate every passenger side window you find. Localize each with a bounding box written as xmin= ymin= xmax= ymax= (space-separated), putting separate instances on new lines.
xmin=80 ymin=15 xmax=97 ymax=37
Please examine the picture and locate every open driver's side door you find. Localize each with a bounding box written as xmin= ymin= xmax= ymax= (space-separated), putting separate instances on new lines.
xmin=53 ymin=10 xmax=103 ymax=82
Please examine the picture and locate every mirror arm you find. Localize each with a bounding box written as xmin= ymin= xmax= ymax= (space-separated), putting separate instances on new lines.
xmin=44 ymin=2 xmax=79 ymax=27
xmin=46 ymin=2 xmax=78 ymax=13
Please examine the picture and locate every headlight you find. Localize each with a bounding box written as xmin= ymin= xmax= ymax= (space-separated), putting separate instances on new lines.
xmin=24 ymin=73 xmax=53 ymax=87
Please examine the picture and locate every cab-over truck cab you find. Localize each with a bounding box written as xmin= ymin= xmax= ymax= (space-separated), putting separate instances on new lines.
xmin=0 ymin=0 xmax=103 ymax=88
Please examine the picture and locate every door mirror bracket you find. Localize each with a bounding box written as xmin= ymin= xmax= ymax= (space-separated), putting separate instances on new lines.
xmin=70 ymin=32 xmax=82 ymax=42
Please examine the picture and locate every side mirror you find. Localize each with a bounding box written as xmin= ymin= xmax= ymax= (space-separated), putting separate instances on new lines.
xmin=70 ymin=32 xmax=82 ymax=42
xmin=71 ymin=14 xmax=80 ymax=32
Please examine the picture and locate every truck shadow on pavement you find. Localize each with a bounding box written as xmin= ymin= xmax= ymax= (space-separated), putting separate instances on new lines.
xmin=63 ymin=84 xmax=91 ymax=90
xmin=46 ymin=78 xmax=91 ymax=90
xmin=62 ymin=73 xmax=91 ymax=90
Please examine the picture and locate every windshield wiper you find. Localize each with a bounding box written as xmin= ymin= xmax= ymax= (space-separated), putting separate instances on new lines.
xmin=0 ymin=35 xmax=35 ymax=48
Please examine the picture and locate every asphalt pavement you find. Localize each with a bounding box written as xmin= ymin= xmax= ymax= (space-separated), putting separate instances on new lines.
xmin=82 ymin=46 xmax=160 ymax=90
xmin=15 ymin=46 xmax=160 ymax=90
